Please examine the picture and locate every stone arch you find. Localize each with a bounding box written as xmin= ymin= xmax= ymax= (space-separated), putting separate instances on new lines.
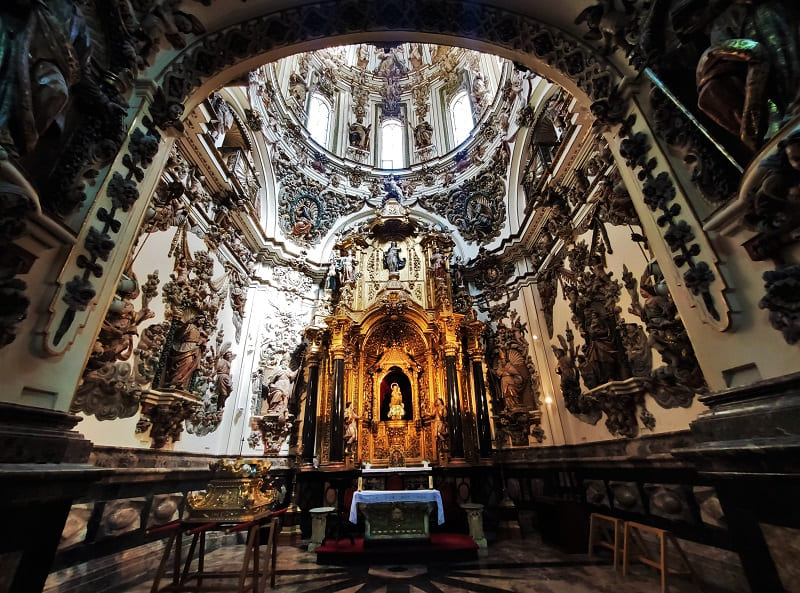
xmin=152 ymin=1 xmax=617 ymax=120
xmin=43 ymin=0 xmax=730 ymax=403
xmin=42 ymin=1 xmax=626 ymax=357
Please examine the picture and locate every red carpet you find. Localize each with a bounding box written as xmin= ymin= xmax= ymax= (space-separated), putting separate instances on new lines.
xmin=315 ymin=533 xmax=479 ymax=565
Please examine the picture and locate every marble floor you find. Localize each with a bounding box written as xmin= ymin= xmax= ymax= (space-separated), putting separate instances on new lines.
xmin=122 ymin=534 xmax=708 ymax=593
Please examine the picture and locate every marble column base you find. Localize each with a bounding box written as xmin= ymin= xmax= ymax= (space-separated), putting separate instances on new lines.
xmin=461 ymin=502 xmax=488 ymax=549
xmin=308 ymin=507 xmax=334 ymax=551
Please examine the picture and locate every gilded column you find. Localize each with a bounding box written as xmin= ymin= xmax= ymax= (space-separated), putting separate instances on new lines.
xmin=445 ymin=349 xmax=464 ymax=458
xmin=328 ymin=319 xmax=351 ymax=462
xmin=301 ymin=327 xmax=326 ymax=462
xmin=466 ymin=319 xmax=492 ymax=456
xmin=329 ymin=353 xmax=346 ymax=461
xmin=472 ymin=360 xmax=492 ymax=455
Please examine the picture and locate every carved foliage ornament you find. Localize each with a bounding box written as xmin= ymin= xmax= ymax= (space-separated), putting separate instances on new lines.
xmin=552 ymin=245 xmax=706 ymax=435
xmin=47 ymin=106 xmax=165 ymax=355
xmin=470 ymin=251 xmax=515 ymax=302
xmin=251 ymin=307 xmax=306 ymax=455
xmin=72 ymin=269 xmax=159 ymax=420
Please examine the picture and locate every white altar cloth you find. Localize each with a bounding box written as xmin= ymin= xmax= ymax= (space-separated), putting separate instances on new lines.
xmin=349 ymin=489 xmax=444 ymax=524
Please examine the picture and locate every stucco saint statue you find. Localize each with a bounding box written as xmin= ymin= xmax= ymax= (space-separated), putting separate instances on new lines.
xmin=265 ymin=356 xmax=298 ymax=421
xmin=430 ymin=247 xmax=446 ymax=278
xmin=339 ymin=250 xmax=356 ymax=283
xmin=344 ymin=401 xmax=361 ymax=455
xmin=214 ymin=349 xmax=236 ymax=410
xmin=164 ymin=318 xmax=208 ymax=390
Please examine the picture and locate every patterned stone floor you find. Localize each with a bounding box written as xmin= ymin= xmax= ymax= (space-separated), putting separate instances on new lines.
xmin=123 ymin=535 xmax=706 ymax=593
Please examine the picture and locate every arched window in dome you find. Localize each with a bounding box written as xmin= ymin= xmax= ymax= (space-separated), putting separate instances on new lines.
xmin=450 ymin=90 xmax=474 ymax=146
xmin=307 ymin=93 xmax=331 ymax=148
xmin=380 ymin=119 xmax=405 ymax=169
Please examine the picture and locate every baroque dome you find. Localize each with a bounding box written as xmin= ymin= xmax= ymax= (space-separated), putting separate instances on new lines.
xmin=271 ymin=43 xmax=509 ymax=168
xmin=222 ymin=43 xmax=568 ymax=260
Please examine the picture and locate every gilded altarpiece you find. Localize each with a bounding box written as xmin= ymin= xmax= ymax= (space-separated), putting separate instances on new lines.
xmin=312 ymin=199 xmax=471 ymax=464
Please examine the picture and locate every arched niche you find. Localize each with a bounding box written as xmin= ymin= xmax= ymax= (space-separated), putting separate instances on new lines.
xmin=367 ymin=343 xmax=423 ymax=422
xmin=379 ymin=367 xmax=413 ymax=421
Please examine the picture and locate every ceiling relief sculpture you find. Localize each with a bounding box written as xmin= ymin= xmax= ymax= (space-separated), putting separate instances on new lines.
xmin=12 ymin=0 xmax=795 ymax=465
xmin=419 ymin=170 xmax=507 ymax=244
xmin=19 ymin=0 xmax=750 ymax=361
xmin=255 ymin=43 xmax=525 ymax=248
xmin=275 ymin=161 xmax=364 ymax=246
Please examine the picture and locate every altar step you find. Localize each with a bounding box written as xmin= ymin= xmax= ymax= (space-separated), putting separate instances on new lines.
xmin=315 ymin=533 xmax=478 ymax=565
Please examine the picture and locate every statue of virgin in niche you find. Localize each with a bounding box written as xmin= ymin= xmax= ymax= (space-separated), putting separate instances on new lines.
xmin=388 ymin=383 xmax=405 ymax=419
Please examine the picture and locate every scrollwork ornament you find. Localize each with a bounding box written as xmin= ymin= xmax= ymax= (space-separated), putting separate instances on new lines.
xmin=760 ymin=265 xmax=800 ymax=345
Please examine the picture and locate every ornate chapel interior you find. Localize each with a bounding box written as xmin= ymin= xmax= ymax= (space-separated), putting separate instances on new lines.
xmin=1 ymin=2 xmax=800 ymax=592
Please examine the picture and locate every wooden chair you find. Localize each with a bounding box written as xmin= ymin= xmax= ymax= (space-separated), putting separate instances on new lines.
xmin=587 ymin=513 xmax=623 ymax=573
xmin=147 ymin=508 xmax=285 ymax=592
xmin=623 ymin=521 xmax=697 ymax=593
xmin=321 ymin=484 xmax=359 ymax=546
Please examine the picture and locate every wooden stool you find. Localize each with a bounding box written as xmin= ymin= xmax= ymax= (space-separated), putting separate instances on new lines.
xmin=587 ymin=513 xmax=623 ymax=573
xmin=622 ymin=521 xmax=697 ymax=593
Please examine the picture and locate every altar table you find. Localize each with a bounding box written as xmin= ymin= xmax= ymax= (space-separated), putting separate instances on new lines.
xmin=349 ymin=490 xmax=444 ymax=542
